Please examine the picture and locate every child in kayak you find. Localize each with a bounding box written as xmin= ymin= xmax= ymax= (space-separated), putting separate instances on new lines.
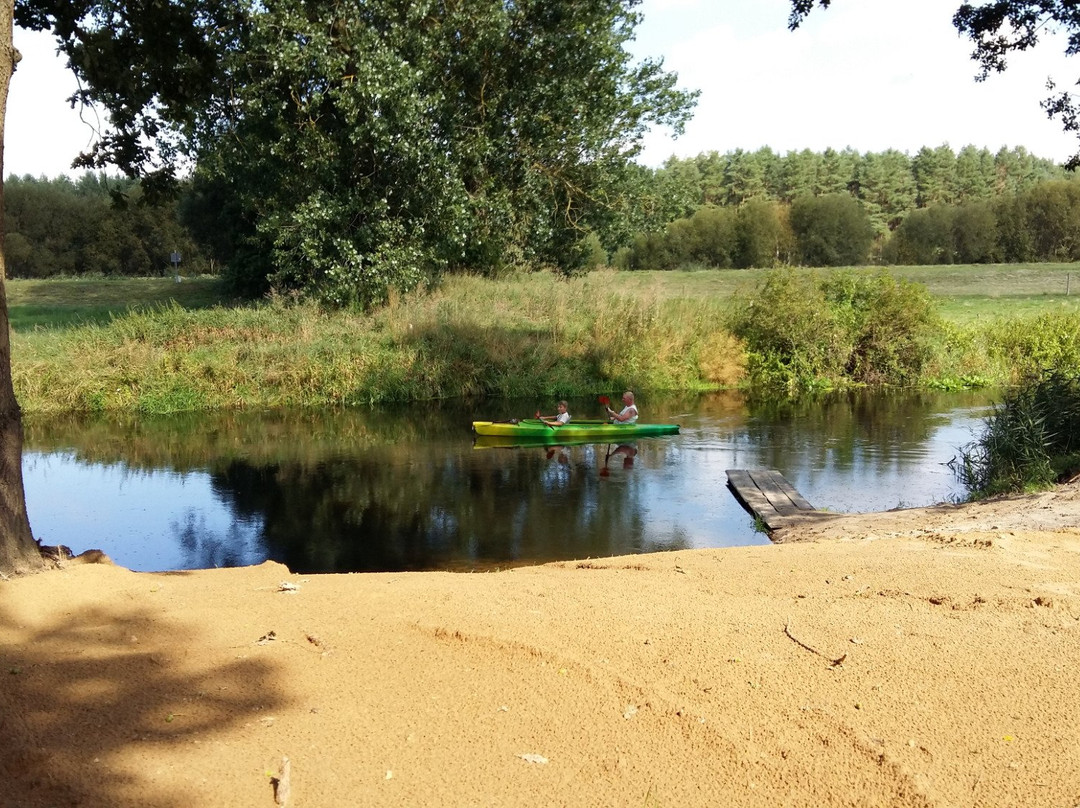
xmin=538 ymin=401 xmax=571 ymax=426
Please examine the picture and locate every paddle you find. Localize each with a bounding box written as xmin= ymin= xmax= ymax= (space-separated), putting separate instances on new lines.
xmin=598 ymin=395 xmax=614 ymax=421
xmin=600 ymin=443 xmax=612 ymax=477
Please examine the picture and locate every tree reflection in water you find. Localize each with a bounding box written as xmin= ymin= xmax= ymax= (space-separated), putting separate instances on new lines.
xmin=21 ymin=389 xmax=994 ymax=572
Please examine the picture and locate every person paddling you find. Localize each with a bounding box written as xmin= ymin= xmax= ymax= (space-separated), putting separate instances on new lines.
xmin=605 ymin=391 xmax=638 ymax=424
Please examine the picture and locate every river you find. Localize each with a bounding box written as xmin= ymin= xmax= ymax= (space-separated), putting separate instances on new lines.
xmin=22 ymin=389 xmax=995 ymax=573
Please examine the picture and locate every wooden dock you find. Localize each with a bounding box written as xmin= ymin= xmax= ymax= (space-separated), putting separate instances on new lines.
xmin=726 ymin=469 xmax=837 ymax=532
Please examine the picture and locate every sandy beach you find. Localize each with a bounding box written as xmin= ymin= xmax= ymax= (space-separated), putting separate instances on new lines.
xmin=2 ymin=482 xmax=1079 ymax=807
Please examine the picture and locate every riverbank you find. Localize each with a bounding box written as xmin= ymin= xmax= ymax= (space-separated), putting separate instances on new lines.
xmin=9 ymin=269 xmax=1080 ymax=413
xmin=3 ymin=482 xmax=1078 ymax=806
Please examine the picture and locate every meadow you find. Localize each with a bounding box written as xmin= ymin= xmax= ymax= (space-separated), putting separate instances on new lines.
xmin=6 ymin=263 xmax=1080 ymax=413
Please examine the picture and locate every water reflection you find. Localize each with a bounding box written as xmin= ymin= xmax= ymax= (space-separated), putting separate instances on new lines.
xmin=22 ymin=389 xmax=994 ymax=573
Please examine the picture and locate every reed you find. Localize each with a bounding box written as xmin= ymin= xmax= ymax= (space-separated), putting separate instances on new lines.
xmin=951 ymin=369 xmax=1080 ymax=496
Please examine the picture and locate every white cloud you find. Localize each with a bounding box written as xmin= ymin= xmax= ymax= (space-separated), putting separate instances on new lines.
xmin=7 ymin=28 xmax=102 ymax=178
xmin=633 ymin=0 xmax=1078 ymax=165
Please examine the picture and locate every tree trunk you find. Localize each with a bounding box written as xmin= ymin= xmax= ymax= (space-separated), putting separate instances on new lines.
xmin=0 ymin=1 xmax=42 ymax=575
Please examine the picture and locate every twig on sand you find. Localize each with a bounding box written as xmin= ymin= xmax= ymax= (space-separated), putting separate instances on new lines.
xmin=272 ymin=756 xmax=291 ymax=806
xmin=784 ymin=620 xmax=847 ymax=667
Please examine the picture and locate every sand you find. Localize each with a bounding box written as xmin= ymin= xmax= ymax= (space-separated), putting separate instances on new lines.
xmin=2 ymin=483 xmax=1079 ymax=807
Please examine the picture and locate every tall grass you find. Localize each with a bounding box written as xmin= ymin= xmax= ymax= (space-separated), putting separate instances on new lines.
xmin=10 ymin=268 xmax=1080 ymax=414
xmin=951 ymin=369 xmax=1080 ymax=496
xmin=11 ymin=271 xmax=731 ymax=413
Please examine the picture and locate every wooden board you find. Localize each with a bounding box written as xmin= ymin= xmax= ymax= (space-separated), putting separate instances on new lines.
xmin=726 ymin=468 xmax=829 ymax=532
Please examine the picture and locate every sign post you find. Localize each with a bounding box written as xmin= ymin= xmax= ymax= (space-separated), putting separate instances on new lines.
xmin=170 ymin=251 xmax=182 ymax=283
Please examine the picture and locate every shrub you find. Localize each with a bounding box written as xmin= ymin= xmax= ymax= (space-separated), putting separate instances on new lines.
xmin=883 ymin=205 xmax=955 ymax=265
xmin=822 ymin=270 xmax=940 ymax=385
xmin=789 ymin=194 xmax=874 ymax=266
xmin=727 ymin=268 xmax=847 ymax=392
xmin=729 ymin=267 xmax=941 ymax=391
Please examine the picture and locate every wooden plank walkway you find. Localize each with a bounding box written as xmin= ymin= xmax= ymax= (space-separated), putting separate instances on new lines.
xmin=726 ymin=469 xmax=837 ymax=532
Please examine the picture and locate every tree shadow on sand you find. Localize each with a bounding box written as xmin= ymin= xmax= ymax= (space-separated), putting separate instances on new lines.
xmin=0 ymin=591 xmax=287 ymax=807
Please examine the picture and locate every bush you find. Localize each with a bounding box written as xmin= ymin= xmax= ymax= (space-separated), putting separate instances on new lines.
xmin=883 ymin=205 xmax=955 ymax=265
xmin=727 ymin=268 xmax=848 ymax=392
xmin=823 ymin=270 xmax=940 ymax=385
xmin=728 ymin=267 xmax=941 ymax=391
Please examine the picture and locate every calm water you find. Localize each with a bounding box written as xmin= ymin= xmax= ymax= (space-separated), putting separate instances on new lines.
xmin=22 ymin=390 xmax=995 ymax=573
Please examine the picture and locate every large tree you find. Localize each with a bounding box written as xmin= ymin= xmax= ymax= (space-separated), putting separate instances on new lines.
xmin=185 ymin=0 xmax=695 ymax=306
xmin=0 ymin=0 xmax=36 ymax=572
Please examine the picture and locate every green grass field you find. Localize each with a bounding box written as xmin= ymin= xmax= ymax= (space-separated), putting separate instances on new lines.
xmin=7 ymin=264 xmax=1080 ymax=330
xmin=605 ymin=263 xmax=1080 ymax=323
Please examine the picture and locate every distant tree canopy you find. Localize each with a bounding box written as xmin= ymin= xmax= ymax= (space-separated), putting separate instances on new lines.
xmin=617 ymin=145 xmax=1078 ymax=269
xmin=3 ymin=175 xmax=207 ymax=278
xmin=9 ymin=146 xmax=1079 ymax=276
xmin=644 ymin=145 xmax=1064 ymax=234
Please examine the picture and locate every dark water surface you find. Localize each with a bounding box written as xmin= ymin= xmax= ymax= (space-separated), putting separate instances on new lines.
xmin=22 ymin=390 xmax=994 ymax=573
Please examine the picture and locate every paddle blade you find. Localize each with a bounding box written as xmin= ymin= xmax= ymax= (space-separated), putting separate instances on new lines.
xmin=598 ymin=395 xmax=610 ymax=407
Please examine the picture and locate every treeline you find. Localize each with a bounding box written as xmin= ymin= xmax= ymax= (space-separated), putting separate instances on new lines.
xmin=6 ymin=144 xmax=1077 ymax=280
xmin=621 ymin=145 xmax=1079 ymax=269
xmin=3 ymin=174 xmax=210 ymax=278
xmin=648 ymin=145 xmax=1065 ymax=231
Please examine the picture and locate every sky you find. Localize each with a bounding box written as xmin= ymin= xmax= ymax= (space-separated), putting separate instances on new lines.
xmin=6 ymin=0 xmax=1078 ymax=178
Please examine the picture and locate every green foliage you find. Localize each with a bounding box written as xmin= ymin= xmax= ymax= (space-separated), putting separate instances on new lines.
xmin=3 ymin=175 xmax=209 ymax=277
xmin=981 ymin=312 xmax=1080 ymax=379
xmin=726 ymin=268 xmax=845 ymax=392
xmin=789 ymin=194 xmax=873 ymax=266
xmin=951 ymin=202 xmax=1000 ymax=263
xmin=734 ymin=199 xmax=788 ymax=268
xmin=185 ymin=0 xmax=696 ymax=306
xmin=822 ymin=270 xmax=939 ymax=385
xmin=728 ymin=267 xmax=941 ymax=391
xmin=884 ymin=206 xmax=956 ymax=265
xmin=951 ymin=370 xmax=1080 ymax=497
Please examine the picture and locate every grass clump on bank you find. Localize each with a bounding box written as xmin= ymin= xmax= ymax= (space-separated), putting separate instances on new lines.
xmin=951 ymin=369 xmax=1080 ymax=496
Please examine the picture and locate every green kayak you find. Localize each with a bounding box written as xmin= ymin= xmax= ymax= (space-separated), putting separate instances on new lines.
xmin=471 ymin=418 xmax=679 ymax=442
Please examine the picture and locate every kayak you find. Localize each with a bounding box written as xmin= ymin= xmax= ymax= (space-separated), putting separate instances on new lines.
xmin=471 ymin=418 xmax=679 ymax=441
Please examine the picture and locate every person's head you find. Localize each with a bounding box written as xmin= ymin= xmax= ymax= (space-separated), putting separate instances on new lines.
xmin=622 ymin=391 xmax=634 ymax=406
xmin=557 ymin=400 xmax=568 ymax=412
